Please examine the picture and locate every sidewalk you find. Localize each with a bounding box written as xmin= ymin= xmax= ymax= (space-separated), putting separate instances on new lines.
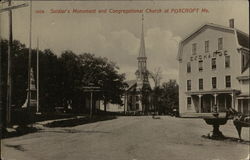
xmin=33 ymin=115 xmax=86 ymax=128
xmin=3 ymin=115 xmax=86 ymax=138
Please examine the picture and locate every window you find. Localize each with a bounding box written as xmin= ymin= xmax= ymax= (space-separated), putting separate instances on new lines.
xmin=187 ymin=97 xmax=192 ymax=105
xmin=198 ymin=60 xmax=203 ymax=71
xmin=212 ymin=77 xmax=217 ymax=89
xmin=192 ymin=43 xmax=197 ymax=55
xmin=225 ymin=76 xmax=231 ymax=88
xmin=136 ymin=104 xmax=139 ymax=110
xmin=225 ymin=55 xmax=230 ymax=68
xmin=242 ymin=52 xmax=250 ymax=72
xmin=187 ymin=80 xmax=191 ymax=91
xmin=205 ymin=40 xmax=209 ymax=53
xmin=136 ymin=96 xmax=139 ymax=101
xmin=218 ymin=38 xmax=223 ymax=50
xmin=212 ymin=58 xmax=216 ymax=69
xmin=187 ymin=97 xmax=192 ymax=109
xmin=199 ymin=79 xmax=203 ymax=90
xmin=187 ymin=62 xmax=191 ymax=73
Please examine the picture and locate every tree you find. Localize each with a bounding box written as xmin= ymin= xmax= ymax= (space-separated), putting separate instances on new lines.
xmin=38 ymin=49 xmax=62 ymax=112
xmin=57 ymin=50 xmax=83 ymax=111
xmin=161 ymin=79 xmax=179 ymax=114
xmin=1 ymin=39 xmax=35 ymax=109
xmin=149 ymin=67 xmax=162 ymax=88
xmin=79 ymin=53 xmax=127 ymax=112
xmin=1 ymin=39 xmax=64 ymax=112
xmin=1 ymin=39 xmax=127 ymax=116
xmin=141 ymin=85 xmax=151 ymax=114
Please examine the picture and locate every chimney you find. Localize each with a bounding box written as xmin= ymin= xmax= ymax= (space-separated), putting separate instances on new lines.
xmin=229 ymin=19 xmax=234 ymax=28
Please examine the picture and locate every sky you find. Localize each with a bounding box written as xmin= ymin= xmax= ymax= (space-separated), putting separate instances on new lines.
xmin=0 ymin=0 xmax=249 ymax=85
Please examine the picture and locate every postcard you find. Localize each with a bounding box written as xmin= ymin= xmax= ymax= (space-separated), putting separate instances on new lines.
xmin=0 ymin=0 xmax=249 ymax=160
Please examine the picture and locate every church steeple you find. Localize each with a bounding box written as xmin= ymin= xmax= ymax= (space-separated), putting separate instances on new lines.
xmin=138 ymin=14 xmax=146 ymax=58
xmin=132 ymin=14 xmax=151 ymax=113
xmin=135 ymin=14 xmax=150 ymax=89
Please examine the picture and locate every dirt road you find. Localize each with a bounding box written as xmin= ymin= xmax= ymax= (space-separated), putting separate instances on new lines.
xmin=1 ymin=116 xmax=249 ymax=160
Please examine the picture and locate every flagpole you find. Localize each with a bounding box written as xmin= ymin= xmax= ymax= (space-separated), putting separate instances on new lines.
xmin=27 ymin=0 xmax=32 ymax=110
xmin=36 ymin=37 xmax=39 ymax=113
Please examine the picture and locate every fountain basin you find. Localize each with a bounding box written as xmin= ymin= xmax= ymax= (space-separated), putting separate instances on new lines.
xmin=204 ymin=118 xmax=228 ymax=125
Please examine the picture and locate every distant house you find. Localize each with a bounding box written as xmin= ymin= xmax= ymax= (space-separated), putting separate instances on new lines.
xmin=177 ymin=19 xmax=249 ymax=117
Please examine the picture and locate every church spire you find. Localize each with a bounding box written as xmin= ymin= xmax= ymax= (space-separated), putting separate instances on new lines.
xmin=135 ymin=14 xmax=151 ymax=92
xmin=138 ymin=14 xmax=146 ymax=58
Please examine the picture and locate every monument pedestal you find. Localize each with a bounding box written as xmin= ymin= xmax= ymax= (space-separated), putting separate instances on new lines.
xmin=21 ymin=68 xmax=37 ymax=112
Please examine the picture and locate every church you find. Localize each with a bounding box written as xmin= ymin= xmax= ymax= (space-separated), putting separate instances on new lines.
xmin=123 ymin=15 xmax=152 ymax=114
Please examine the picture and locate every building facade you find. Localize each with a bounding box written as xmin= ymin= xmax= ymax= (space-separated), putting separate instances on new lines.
xmin=177 ymin=20 xmax=249 ymax=117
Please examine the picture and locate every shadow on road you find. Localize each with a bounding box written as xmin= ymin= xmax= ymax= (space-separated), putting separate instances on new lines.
xmin=39 ymin=129 xmax=111 ymax=134
xmin=202 ymin=135 xmax=250 ymax=145
xmin=4 ymin=144 xmax=27 ymax=152
xmin=2 ymin=126 xmax=40 ymax=139
xmin=44 ymin=116 xmax=117 ymax=128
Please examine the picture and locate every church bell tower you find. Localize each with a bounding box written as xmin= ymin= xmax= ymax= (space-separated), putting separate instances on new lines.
xmin=135 ymin=14 xmax=151 ymax=91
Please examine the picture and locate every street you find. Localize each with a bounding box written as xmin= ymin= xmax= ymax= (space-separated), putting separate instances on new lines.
xmin=1 ymin=116 xmax=249 ymax=160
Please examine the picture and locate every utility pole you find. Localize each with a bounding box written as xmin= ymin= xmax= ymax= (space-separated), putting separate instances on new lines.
xmin=0 ymin=0 xmax=28 ymax=126
xmin=0 ymin=3 xmax=2 ymax=130
xmin=36 ymin=37 xmax=39 ymax=113
xmin=6 ymin=0 xmax=13 ymax=125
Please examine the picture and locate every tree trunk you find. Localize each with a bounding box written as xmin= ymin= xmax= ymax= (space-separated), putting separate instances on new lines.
xmin=104 ymin=100 xmax=107 ymax=113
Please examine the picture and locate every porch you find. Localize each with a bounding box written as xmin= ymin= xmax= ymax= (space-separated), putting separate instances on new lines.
xmin=237 ymin=94 xmax=250 ymax=115
xmin=186 ymin=89 xmax=240 ymax=113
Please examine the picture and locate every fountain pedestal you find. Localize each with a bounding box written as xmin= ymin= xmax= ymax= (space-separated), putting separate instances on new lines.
xmin=204 ymin=117 xmax=228 ymax=139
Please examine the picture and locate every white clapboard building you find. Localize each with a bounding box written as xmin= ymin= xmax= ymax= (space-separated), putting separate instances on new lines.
xmin=177 ymin=19 xmax=249 ymax=117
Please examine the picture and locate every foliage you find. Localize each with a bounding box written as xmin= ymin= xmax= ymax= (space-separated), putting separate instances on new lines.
xmin=160 ymin=79 xmax=179 ymax=114
xmin=151 ymin=79 xmax=179 ymax=114
xmin=1 ymin=39 xmax=127 ymax=116
xmin=149 ymin=67 xmax=162 ymax=88
xmin=79 ymin=53 xmax=127 ymax=111
xmin=141 ymin=85 xmax=151 ymax=114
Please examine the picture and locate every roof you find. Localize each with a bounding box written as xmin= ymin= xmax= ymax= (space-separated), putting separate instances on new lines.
xmin=138 ymin=15 xmax=146 ymax=58
xmin=125 ymin=80 xmax=137 ymax=90
xmin=237 ymin=67 xmax=250 ymax=80
xmin=236 ymin=30 xmax=249 ymax=49
xmin=177 ymin=23 xmax=249 ymax=60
